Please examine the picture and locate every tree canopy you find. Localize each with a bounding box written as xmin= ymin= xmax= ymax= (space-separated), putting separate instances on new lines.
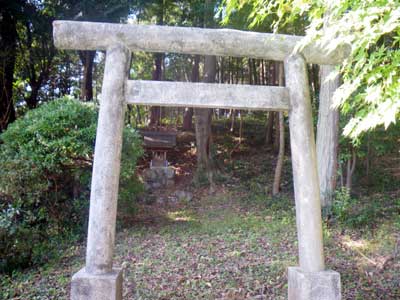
xmin=224 ymin=0 xmax=400 ymax=139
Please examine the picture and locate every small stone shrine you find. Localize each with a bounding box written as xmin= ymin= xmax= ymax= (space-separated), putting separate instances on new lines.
xmin=141 ymin=130 xmax=177 ymax=189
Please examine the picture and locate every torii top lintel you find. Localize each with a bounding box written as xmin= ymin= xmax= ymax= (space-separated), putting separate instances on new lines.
xmin=53 ymin=21 xmax=349 ymax=65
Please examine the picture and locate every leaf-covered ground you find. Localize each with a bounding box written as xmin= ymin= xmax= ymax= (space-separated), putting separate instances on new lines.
xmin=2 ymin=185 xmax=399 ymax=299
xmin=1 ymin=125 xmax=399 ymax=299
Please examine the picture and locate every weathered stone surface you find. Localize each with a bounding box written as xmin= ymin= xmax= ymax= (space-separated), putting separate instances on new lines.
xmin=143 ymin=166 xmax=175 ymax=190
xmin=285 ymin=54 xmax=325 ymax=272
xmin=288 ymin=267 xmax=341 ymax=300
xmin=164 ymin=167 xmax=175 ymax=179
xmin=174 ymin=190 xmax=193 ymax=202
xmin=71 ymin=268 xmax=122 ymax=300
xmin=50 ymin=19 xmax=347 ymax=300
xmin=53 ymin=21 xmax=349 ymax=65
xmin=126 ymin=80 xmax=289 ymax=111
xmin=85 ymin=44 xmax=130 ymax=275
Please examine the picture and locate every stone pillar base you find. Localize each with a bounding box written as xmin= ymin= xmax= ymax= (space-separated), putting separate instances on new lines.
xmin=71 ymin=267 xmax=122 ymax=300
xmin=288 ymin=267 xmax=341 ymax=300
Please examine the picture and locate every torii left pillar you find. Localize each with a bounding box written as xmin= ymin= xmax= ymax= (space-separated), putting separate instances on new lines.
xmin=71 ymin=44 xmax=130 ymax=300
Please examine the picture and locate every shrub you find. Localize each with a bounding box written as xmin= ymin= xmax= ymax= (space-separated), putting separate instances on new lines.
xmin=0 ymin=99 xmax=143 ymax=272
xmin=331 ymin=188 xmax=398 ymax=228
xmin=331 ymin=188 xmax=354 ymax=224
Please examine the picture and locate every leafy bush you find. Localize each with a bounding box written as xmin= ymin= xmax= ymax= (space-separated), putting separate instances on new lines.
xmin=0 ymin=99 xmax=143 ymax=272
xmin=331 ymin=188 xmax=354 ymax=224
xmin=332 ymin=188 xmax=399 ymax=228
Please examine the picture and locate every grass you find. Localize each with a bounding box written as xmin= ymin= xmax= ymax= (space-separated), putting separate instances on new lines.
xmin=1 ymin=119 xmax=399 ymax=299
xmin=2 ymin=186 xmax=398 ymax=299
xmin=115 ymin=194 xmax=298 ymax=300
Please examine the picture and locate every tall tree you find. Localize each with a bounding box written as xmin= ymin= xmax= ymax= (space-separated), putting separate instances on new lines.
xmin=0 ymin=2 xmax=21 ymax=131
xmin=60 ymin=0 xmax=131 ymax=101
xmin=317 ymin=66 xmax=340 ymax=210
xmin=16 ymin=2 xmax=56 ymax=108
xmin=194 ymin=0 xmax=216 ymax=183
xmin=195 ymin=55 xmax=215 ymax=179
xmin=49 ymin=51 xmax=81 ymax=98
xmin=224 ymin=0 xmax=400 ymax=138
xmin=149 ymin=0 xmax=165 ymax=126
xmin=183 ymin=55 xmax=200 ymax=131
xmin=149 ymin=51 xmax=163 ymax=125
xmin=272 ymin=62 xmax=285 ymax=195
xmin=78 ymin=50 xmax=95 ymax=101
xmin=316 ymin=7 xmax=341 ymax=211
xmin=265 ymin=61 xmax=277 ymax=146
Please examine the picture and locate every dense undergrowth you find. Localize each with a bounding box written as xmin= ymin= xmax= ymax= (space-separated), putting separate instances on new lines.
xmin=0 ymin=99 xmax=143 ymax=273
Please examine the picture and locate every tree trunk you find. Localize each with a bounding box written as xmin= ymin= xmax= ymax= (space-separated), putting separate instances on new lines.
xmin=265 ymin=60 xmax=276 ymax=146
xmin=23 ymin=18 xmax=55 ymax=109
xmin=149 ymin=53 xmax=163 ymax=126
xmin=273 ymin=112 xmax=285 ymax=195
xmin=195 ymin=107 xmax=213 ymax=167
xmin=317 ymin=7 xmax=341 ymax=211
xmin=26 ymin=83 xmax=40 ymax=109
xmin=345 ymin=148 xmax=356 ymax=192
xmin=136 ymin=105 xmax=142 ymax=125
xmin=24 ymin=21 xmax=39 ymax=109
xmin=261 ymin=60 xmax=265 ymax=84
xmin=251 ymin=59 xmax=258 ymax=85
xmin=309 ymin=64 xmax=319 ymax=98
xmin=194 ymin=0 xmax=215 ymax=184
xmin=183 ymin=55 xmax=200 ymax=131
xmin=248 ymin=58 xmax=252 ymax=84
xmin=0 ymin=8 xmax=17 ymax=132
xmin=366 ymin=133 xmax=370 ymax=185
xmin=149 ymin=1 xmax=164 ymax=126
xmin=272 ymin=62 xmax=285 ymax=195
xmin=238 ymin=111 xmax=243 ymax=144
xmin=219 ymin=57 xmax=224 ymax=83
xmin=78 ymin=50 xmax=96 ymax=101
xmin=195 ymin=53 xmax=215 ymax=176
xmin=265 ymin=112 xmax=274 ymax=145
xmin=316 ymin=65 xmax=340 ymax=210
xmin=273 ymin=62 xmax=282 ymax=153
xmin=183 ymin=108 xmax=193 ymax=130
xmin=230 ymin=109 xmax=235 ymax=132
xmin=273 ymin=110 xmax=280 ymax=153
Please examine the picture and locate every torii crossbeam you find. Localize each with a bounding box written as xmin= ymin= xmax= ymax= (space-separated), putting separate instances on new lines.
xmin=53 ymin=20 xmax=346 ymax=300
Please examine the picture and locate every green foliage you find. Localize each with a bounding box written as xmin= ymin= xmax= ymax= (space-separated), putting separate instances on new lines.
xmin=338 ymin=121 xmax=400 ymax=193
xmin=0 ymin=98 xmax=143 ymax=272
xmin=118 ymin=125 xmax=145 ymax=216
xmin=331 ymin=188 xmax=355 ymax=224
xmin=223 ymin=0 xmax=400 ymax=138
xmin=193 ymin=168 xmax=212 ymax=187
xmin=14 ymin=1 xmax=56 ymax=108
xmin=323 ymin=1 xmax=400 ymax=138
xmin=222 ymin=0 xmax=309 ymax=34
xmin=332 ymin=188 xmax=400 ymax=228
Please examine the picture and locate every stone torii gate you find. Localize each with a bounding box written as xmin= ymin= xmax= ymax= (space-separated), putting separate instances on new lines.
xmin=53 ymin=20 xmax=348 ymax=300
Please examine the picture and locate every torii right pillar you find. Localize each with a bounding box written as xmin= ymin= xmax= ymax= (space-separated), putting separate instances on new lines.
xmin=285 ymin=54 xmax=341 ymax=300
